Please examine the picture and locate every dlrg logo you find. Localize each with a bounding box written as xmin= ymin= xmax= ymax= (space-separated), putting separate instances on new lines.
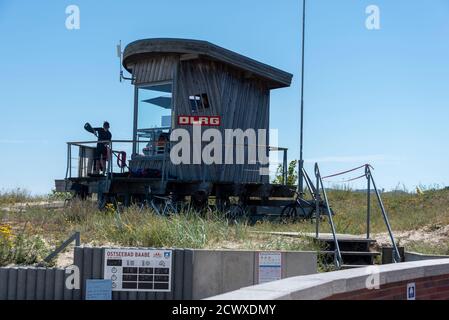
xmin=178 ymin=115 xmax=221 ymax=126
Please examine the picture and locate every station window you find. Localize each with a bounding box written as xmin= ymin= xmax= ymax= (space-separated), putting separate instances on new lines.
xmin=135 ymin=82 xmax=173 ymax=156
xmin=189 ymin=93 xmax=210 ymax=112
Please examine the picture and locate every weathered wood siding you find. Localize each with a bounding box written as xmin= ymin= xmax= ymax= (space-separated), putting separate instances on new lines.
xmin=130 ymin=54 xmax=178 ymax=84
xmin=123 ymin=38 xmax=293 ymax=89
xmin=129 ymin=54 xmax=271 ymax=184
xmin=171 ymin=58 xmax=270 ymax=183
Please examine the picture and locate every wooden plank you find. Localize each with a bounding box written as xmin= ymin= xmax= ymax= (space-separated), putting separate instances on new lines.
xmin=35 ymin=268 xmax=46 ymax=300
xmin=182 ymin=249 xmax=194 ymax=300
xmin=91 ymin=248 xmax=102 ymax=279
xmin=16 ymin=268 xmax=27 ymax=300
xmin=7 ymin=268 xmax=18 ymax=300
xmin=63 ymin=268 xmax=74 ymax=300
xmin=0 ymin=269 xmax=8 ymax=300
xmin=54 ymin=268 xmax=64 ymax=300
xmin=73 ymin=247 xmax=83 ymax=300
xmin=82 ymin=247 xmax=93 ymax=299
xmin=25 ymin=268 xmax=37 ymax=300
xmin=123 ymin=39 xmax=293 ymax=89
xmin=44 ymin=268 xmax=55 ymax=300
xmin=173 ymin=249 xmax=184 ymax=300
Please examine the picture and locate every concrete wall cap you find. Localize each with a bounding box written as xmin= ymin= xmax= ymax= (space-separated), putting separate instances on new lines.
xmin=207 ymin=259 xmax=449 ymax=300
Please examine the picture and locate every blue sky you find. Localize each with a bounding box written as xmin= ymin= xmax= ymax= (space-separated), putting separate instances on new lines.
xmin=0 ymin=0 xmax=448 ymax=194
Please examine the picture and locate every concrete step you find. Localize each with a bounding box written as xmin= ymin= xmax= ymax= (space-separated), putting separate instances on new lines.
xmin=315 ymin=237 xmax=376 ymax=244
xmin=312 ymin=235 xmax=377 ymax=253
xmin=320 ymin=250 xmax=380 ymax=267
xmin=320 ymin=251 xmax=380 ymax=256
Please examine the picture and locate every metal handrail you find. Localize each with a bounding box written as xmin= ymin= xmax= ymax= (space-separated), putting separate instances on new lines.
xmin=65 ymin=139 xmax=289 ymax=185
xmin=302 ymin=167 xmax=317 ymax=200
xmin=43 ymin=231 xmax=80 ymax=264
xmin=365 ymin=165 xmax=401 ymax=263
xmin=315 ymin=163 xmax=343 ymax=269
xmin=310 ymin=163 xmax=401 ymax=266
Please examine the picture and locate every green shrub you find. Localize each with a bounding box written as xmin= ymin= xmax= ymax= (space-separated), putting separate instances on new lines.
xmin=0 ymin=224 xmax=51 ymax=266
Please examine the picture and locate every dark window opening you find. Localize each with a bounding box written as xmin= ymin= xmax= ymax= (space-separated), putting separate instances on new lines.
xmin=190 ymin=93 xmax=210 ymax=112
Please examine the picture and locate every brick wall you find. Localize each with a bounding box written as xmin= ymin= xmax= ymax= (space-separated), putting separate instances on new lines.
xmin=327 ymin=274 xmax=449 ymax=300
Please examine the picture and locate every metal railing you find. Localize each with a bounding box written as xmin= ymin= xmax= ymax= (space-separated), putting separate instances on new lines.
xmin=314 ymin=163 xmax=343 ymax=269
xmin=42 ymin=231 xmax=80 ymax=264
xmin=311 ymin=163 xmax=401 ymax=267
xmin=365 ymin=165 xmax=401 ymax=263
xmin=65 ymin=139 xmax=289 ymax=186
xmin=65 ymin=139 xmax=171 ymax=183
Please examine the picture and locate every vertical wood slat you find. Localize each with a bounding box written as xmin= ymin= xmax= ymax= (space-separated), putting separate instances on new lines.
xmin=16 ymin=268 xmax=27 ymax=300
xmin=133 ymin=55 xmax=177 ymax=84
xmin=92 ymin=247 xmax=103 ymax=279
xmin=7 ymin=268 xmax=18 ymax=300
xmin=131 ymin=50 xmax=275 ymax=184
xmin=44 ymin=268 xmax=55 ymax=300
xmin=35 ymin=268 xmax=46 ymax=300
xmin=63 ymin=267 xmax=73 ymax=300
xmin=127 ymin=291 xmax=137 ymax=301
xmin=73 ymin=246 xmax=83 ymax=300
xmin=54 ymin=268 xmax=64 ymax=300
xmin=0 ymin=247 xmax=186 ymax=301
xmin=119 ymin=290 xmax=128 ymax=300
xmin=171 ymin=249 xmax=184 ymax=300
xmin=112 ymin=290 xmax=120 ymax=300
xmin=146 ymin=291 xmax=156 ymax=300
xmin=0 ymin=267 xmax=73 ymax=301
xmin=25 ymin=268 xmax=37 ymax=300
xmin=137 ymin=290 xmax=146 ymax=300
xmin=172 ymin=59 xmax=270 ymax=184
xmin=0 ymin=268 xmax=8 ymax=300
xmin=82 ymin=247 xmax=93 ymax=300
xmin=183 ymin=249 xmax=194 ymax=300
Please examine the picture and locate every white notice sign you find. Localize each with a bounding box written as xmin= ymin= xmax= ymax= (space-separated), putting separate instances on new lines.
xmin=103 ymin=248 xmax=172 ymax=292
xmin=258 ymin=252 xmax=282 ymax=284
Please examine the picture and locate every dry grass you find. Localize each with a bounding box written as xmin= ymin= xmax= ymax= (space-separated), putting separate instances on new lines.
xmin=1 ymin=186 xmax=449 ymax=264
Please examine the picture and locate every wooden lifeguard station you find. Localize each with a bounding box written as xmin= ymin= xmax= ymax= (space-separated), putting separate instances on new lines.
xmin=56 ymin=38 xmax=295 ymax=213
xmin=123 ymin=38 xmax=292 ymax=184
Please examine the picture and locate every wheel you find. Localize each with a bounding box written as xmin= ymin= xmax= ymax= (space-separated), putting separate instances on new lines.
xmin=191 ymin=191 xmax=209 ymax=213
xmin=97 ymin=193 xmax=107 ymax=210
xmin=162 ymin=199 xmax=178 ymax=216
xmin=215 ymin=197 xmax=230 ymax=212
xmin=111 ymin=195 xmax=124 ymax=214
xmin=64 ymin=197 xmax=72 ymax=208
xmin=280 ymin=203 xmax=298 ymax=222
xmin=225 ymin=204 xmax=245 ymax=221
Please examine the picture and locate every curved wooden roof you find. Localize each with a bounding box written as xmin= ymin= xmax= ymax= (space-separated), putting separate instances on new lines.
xmin=123 ymin=38 xmax=293 ymax=89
